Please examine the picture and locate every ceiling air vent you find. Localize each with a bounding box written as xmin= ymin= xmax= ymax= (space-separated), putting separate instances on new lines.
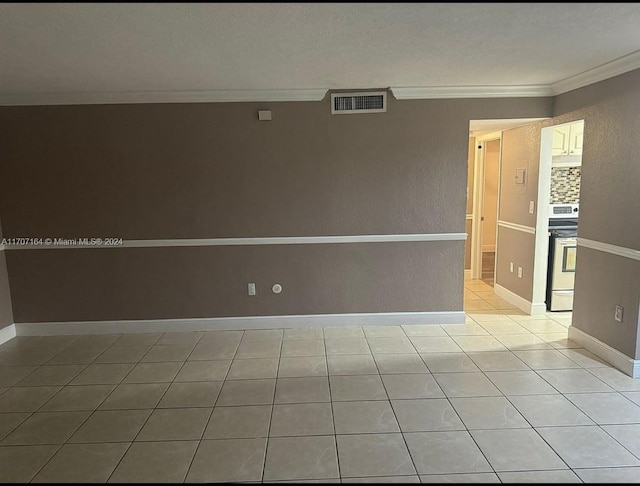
xmin=331 ymin=91 xmax=387 ymax=114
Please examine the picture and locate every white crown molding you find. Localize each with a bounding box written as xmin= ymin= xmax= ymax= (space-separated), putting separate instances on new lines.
xmin=0 ymin=89 xmax=329 ymax=106
xmin=390 ymin=85 xmax=554 ymax=99
xmin=3 ymin=50 xmax=639 ymax=106
xmin=392 ymin=51 xmax=640 ymax=100
xmin=577 ymin=238 xmax=640 ymax=261
xmin=551 ymin=49 xmax=640 ymax=95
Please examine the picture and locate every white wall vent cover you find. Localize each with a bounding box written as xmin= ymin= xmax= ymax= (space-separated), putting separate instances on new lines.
xmin=331 ymin=91 xmax=387 ymax=114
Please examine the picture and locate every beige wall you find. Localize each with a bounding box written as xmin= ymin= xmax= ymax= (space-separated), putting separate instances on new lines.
xmin=553 ymin=68 xmax=640 ymax=360
xmin=572 ymin=247 xmax=639 ymax=358
xmin=494 ymin=121 xmax=545 ymax=301
xmin=495 ymin=226 xmax=536 ymax=300
xmin=482 ymin=139 xmax=500 ymax=251
xmin=0 ymin=220 xmax=14 ymax=330
xmin=0 ymin=94 xmax=552 ymax=323
xmin=499 ymin=123 xmax=543 ymax=228
xmin=7 ymin=242 xmax=463 ymax=322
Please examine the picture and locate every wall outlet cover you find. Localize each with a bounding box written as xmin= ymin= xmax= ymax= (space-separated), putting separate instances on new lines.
xmin=517 ymin=267 xmax=523 ymax=278
xmin=615 ymin=305 xmax=624 ymax=322
xmin=248 ymin=283 xmax=256 ymax=296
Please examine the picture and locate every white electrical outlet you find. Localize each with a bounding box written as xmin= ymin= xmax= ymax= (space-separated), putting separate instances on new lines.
xmin=615 ymin=305 xmax=624 ymax=322
xmin=529 ymin=201 xmax=535 ymax=214
xmin=517 ymin=267 xmax=523 ymax=278
xmin=248 ymin=283 xmax=256 ymax=296
xmin=509 ymin=262 xmax=514 ymax=273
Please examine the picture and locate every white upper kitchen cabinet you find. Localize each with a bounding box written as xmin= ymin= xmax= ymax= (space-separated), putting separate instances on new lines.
xmin=568 ymin=121 xmax=584 ymax=157
xmin=552 ymin=120 xmax=584 ymax=165
xmin=552 ymin=124 xmax=571 ymax=157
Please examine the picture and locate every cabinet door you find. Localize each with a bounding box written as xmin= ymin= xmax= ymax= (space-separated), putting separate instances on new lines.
xmin=552 ymin=124 xmax=571 ymax=156
xmin=568 ymin=121 xmax=584 ymax=156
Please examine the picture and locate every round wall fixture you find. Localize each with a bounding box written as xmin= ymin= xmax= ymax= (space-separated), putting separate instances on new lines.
xmin=272 ymin=283 xmax=282 ymax=294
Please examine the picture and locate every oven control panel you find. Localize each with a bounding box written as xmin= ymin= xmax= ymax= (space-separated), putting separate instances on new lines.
xmin=549 ymin=204 xmax=579 ymax=219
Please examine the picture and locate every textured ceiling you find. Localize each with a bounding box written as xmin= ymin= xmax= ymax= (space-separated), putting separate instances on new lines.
xmin=1 ymin=3 xmax=640 ymax=95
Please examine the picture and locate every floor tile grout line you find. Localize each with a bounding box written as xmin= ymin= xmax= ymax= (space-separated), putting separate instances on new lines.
xmin=453 ymin=335 xmax=544 ymax=478
xmin=464 ymin=294 xmax=592 ymax=479
xmin=448 ymin=366 xmax=500 ymax=479
xmin=43 ymin=334 xmax=122 ymax=367
xmin=559 ymin=385 xmax=640 ymax=464
xmin=260 ymin=330 xmax=284 ymax=483
xmin=370 ymin=336 xmax=421 ymax=479
xmin=526 ymin=424 xmax=582 ymax=477
xmin=585 ymin=419 xmax=640 ymax=464
xmin=15 ymin=363 xmax=91 ymax=388
xmin=10 ymin=344 xmax=133 ymax=474
xmin=20 ymin=342 xmax=117 ymax=484
xmin=104 ymin=329 xmax=234 ymax=483
xmin=174 ymin=329 xmax=242 ymax=483
xmin=4 ymin=422 xmax=640 ymax=447
xmin=323 ymin=327 xmax=341 ymax=481
xmin=498 ymin=391 xmax=576 ymax=474
xmin=50 ymin=331 xmax=173 ymax=414
xmin=23 ymin=442 xmax=65 ymax=483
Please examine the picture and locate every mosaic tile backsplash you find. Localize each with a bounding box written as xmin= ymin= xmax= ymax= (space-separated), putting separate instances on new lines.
xmin=550 ymin=167 xmax=581 ymax=204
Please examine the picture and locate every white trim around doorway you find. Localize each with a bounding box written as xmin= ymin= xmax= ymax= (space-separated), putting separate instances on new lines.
xmin=470 ymin=131 xmax=503 ymax=281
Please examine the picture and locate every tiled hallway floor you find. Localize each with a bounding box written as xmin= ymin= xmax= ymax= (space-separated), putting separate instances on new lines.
xmin=1 ymin=280 xmax=640 ymax=483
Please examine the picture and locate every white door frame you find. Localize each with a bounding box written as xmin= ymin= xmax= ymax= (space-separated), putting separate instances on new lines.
xmin=471 ymin=131 xmax=503 ymax=280
xmin=532 ymin=125 xmax=554 ymax=308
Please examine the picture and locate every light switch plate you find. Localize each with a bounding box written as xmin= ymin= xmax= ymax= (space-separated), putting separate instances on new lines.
xmin=515 ymin=168 xmax=526 ymax=185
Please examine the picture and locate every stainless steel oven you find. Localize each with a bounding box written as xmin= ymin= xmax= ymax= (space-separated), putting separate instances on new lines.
xmin=546 ymin=204 xmax=579 ymax=311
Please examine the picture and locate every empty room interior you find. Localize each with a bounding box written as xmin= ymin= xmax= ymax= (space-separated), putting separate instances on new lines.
xmin=1 ymin=3 xmax=640 ymax=484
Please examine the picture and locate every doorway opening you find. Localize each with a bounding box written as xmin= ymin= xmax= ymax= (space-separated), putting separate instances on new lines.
xmin=465 ymin=118 xmax=550 ymax=297
xmin=480 ymin=138 xmax=500 ymax=286
xmin=532 ymin=120 xmax=584 ymax=314
xmin=468 ymin=131 xmax=502 ymax=286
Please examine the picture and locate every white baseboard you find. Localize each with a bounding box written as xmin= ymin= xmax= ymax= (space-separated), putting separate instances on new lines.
xmin=529 ymin=302 xmax=547 ymax=316
xmin=493 ymin=284 xmax=546 ymax=315
xmin=482 ymin=245 xmax=496 ymax=252
xmin=568 ymin=326 xmax=639 ymax=378
xmin=0 ymin=324 xmax=16 ymax=345
xmin=464 ymin=269 xmax=471 ymax=279
xmin=15 ymin=311 xmax=466 ymax=336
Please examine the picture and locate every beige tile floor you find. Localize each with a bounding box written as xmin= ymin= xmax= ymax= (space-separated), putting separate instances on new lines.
xmin=1 ymin=279 xmax=640 ymax=482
